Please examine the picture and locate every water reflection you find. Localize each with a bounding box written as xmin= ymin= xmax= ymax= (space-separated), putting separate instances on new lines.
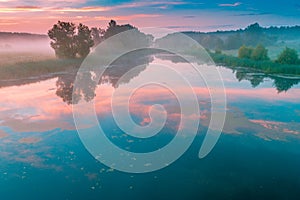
xmin=54 ymin=50 xmax=155 ymax=104
xmin=158 ymin=53 xmax=300 ymax=93
xmin=1 ymin=52 xmax=300 ymax=199
xmin=234 ymin=69 xmax=300 ymax=93
xmin=56 ymin=72 xmax=97 ymax=105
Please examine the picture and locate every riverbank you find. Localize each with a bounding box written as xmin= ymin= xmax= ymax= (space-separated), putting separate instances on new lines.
xmin=210 ymin=52 xmax=300 ymax=76
xmin=0 ymin=58 xmax=82 ymax=81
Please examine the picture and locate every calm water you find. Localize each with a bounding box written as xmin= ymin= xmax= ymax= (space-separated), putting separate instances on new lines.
xmin=1 ymin=54 xmax=300 ymax=199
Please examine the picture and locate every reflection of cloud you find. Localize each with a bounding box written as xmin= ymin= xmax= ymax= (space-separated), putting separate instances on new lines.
xmin=218 ymin=2 xmax=242 ymax=7
xmin=233 ymin=12 xmax=271 ymax=16
xmin=249 ymin=119 xmax=284 ymax=130
xmin=0 ymin=78 xmax=74 ymax=133
xmin=19 ymin=137 xmax=41 ymax=144
xmin=0 ymin=129 xmax=9 ymax=139
xmin=250 ymin=119 xmax=300 ymax=140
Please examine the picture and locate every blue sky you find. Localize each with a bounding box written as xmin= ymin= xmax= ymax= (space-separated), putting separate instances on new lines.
xmin=0 ymin=0 xmax=299 ymax=33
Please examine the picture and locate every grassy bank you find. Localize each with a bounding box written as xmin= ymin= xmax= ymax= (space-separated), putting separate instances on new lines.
xmin=0 ymin=58 xmax=83 ymax=80
xmin=210 ymin=53 xmax=300 ymax=75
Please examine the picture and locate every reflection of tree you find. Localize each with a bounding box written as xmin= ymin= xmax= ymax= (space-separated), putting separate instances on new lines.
xmin=56 ymin=71 xmax=97 ymax=105
xmin=55 ymin=49 xmax=154 ymax=104
xmin=156 ymin=52 xmax=300 ymax=93
xmin=100 ymin=49 xmax=154 ymax=88
xmin=250 ymin=76 xmax=265 ymax=88
xmin=234 ymin=70 xmax=265 ymax=87
xmin=155 ymin=53 xmax=187 ymax=64
xmin=273 ymin=77 xmax=300 ymax=93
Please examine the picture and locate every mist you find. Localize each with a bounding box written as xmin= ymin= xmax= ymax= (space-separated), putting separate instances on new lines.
xmin=0 ymin=32 xmax=54 ymax=55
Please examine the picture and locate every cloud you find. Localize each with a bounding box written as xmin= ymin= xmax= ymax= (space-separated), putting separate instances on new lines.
xmin=218 ymin=2 xmax=242 ymax=7
xmin=183 ymin=15 xmax=196 ymax=18
xmin=94 ymin=14 xmax=161 ymax=21
xmin=0 ymin=6 xmax=110 ymax=13
xmin=233 ymin=12 xmax=271 ymax=16
xmin=0 ymin=1 xmax=187 ymax=13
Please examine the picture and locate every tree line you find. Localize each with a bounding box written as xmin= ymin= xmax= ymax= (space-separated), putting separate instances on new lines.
xmin=48 ymin=20 xmax=153 ymax=59
xmin=238 ymin=45 xmax=300 ymax=65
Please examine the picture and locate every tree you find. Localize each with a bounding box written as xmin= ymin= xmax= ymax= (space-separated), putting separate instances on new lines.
xmin=101 ymin=20 xmax=153 ymax=48
xmin=75 ymin=23 xmax=94 ymax=58
xmin=91 ymin=27 xmax=105 ymax=46
xmin=251 ymin=44 xmax=269 ymax=61
xmin=48 ymin=21 xmax=77 ymax=58
xmin=238 ymin=45 xmax=254 ymax=59
xmin=48 ymin=21 xmax=94 ymax=58
xmin=103 ymin=20 xmax=136 ymax=39
xmin=276 ymin=47 xmax=299 ymax=65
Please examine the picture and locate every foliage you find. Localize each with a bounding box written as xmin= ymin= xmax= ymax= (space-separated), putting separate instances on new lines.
xmin=276 ymin=47 xmax=300 ymax=65
xmin=48 ymin=21 xmax=77 ymax=58
xmin=75 ymin=23 xmax=94 ymax=58
xmin=91 ymin=27 xmax=105 ymax=46
xmin=211 ymin=52 xmax=300 ymax=75
xmin=251 ymin=44 xmax=269 ymax=61
xmin=101 ymin=20 xmax=153 ymax=49
xmin=215 ymin=49 xmax=222 ymax=54
xmin=48 ymin=21 xmax=94 ymax=59
xmin=238 ymin=45 xmax=254 ymax=59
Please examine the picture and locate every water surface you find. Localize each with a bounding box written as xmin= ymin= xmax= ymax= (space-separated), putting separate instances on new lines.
xmin=0 ymin=54 xmax=300 ymax=199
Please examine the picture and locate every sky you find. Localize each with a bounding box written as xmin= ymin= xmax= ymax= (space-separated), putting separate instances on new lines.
xmin=0 ymin=0 xmax=299 ymax=34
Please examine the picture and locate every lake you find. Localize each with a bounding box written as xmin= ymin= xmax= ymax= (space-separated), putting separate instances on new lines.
xmin=0 ymin=53 xmax=300 ymax=199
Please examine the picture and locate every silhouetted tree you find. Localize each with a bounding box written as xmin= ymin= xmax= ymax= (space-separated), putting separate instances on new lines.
xmin=276 ymin=47 xmax=299 ymax=65
xmin=75 ymin=23 xmax=94 ymax=58
xmin=91 ymin=27 xmax=105 ymax=46
xmin=103 ymin=20 xmax=136 ymax=39
xmin=48 ymin=21 xmax=77 ymax=58
xmin=101 ymin=20 xmax=153 ymax=48
xmin=48 ymin=21 xmax=94 ymax=58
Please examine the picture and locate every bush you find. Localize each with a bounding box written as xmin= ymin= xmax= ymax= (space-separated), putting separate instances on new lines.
xmin=276 ymin=47 xmax=299 ymax=65
xmin=238 ymin=45 xmax=253 ymax=59
xmin=215 ymin=49 xmax=222 ymax=54
xmin=251 ymin=44 xmax=269 ymax=61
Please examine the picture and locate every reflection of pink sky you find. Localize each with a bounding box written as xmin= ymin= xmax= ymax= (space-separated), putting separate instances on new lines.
xmin=0 ymin=76 xmax=299 ymax=135
xmin=224 ymin=87 xmax=300 ymax=102
xmin=250 ymin=119 xmax=300 ymax=136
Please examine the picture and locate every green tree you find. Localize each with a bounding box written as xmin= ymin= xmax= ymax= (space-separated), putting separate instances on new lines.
xmin=75 ymin=23 xmax=94 ymax=58
xmin=48 ymin=21 xmax=77 ymax=58
xmin=238 ymin=45 xmax=254 ymax=59
xmin=48 ymin=21 xmax=94 ymax=58
xmin=251 ymin=44 xmax=269 ymax=61
xmin=276 ymin=47 xmax=299 ymax=65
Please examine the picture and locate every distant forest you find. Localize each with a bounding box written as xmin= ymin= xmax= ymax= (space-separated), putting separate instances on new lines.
xmin=157 ymin=23 xmax=300 ymax=50
xmin=1 ymin=22 xmax=300 ymax=46
xmin=0 ymin=32 xmax=47 ymax=40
